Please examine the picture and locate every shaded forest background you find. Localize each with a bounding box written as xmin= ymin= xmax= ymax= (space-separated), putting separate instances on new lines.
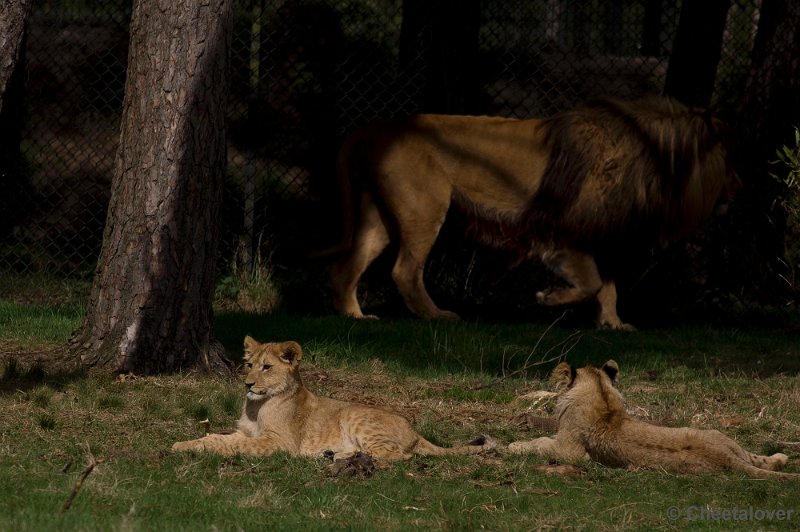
xmin=1 ymin=0 xmax=798 ymax=327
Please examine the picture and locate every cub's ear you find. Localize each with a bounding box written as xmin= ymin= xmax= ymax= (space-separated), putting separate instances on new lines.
xmin=243 ymin=336 xmax=259 ymax=359
xmin=278 ymin=341 xmax=303 ymax=365
xmin=550 ymin=362 xmax=576 ymax=389
xmin=601 ymin=360 xmax=619 ymax=383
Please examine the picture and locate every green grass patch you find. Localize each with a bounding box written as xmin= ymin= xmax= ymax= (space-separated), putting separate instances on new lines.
xmin=1 ymin=302 xmax=799 ymax=530
xmin=0 ymin=300 xmax=83 ymax=349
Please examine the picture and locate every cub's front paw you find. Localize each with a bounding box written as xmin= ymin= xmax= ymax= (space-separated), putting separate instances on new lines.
xmin=172 ymin=439 xmax=204 ymax=452
xmin=508 ymin=440 xmax=535 ymax=454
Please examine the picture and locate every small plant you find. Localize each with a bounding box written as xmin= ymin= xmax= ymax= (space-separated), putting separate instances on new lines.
xmin=770 ymin=127 xmax=800 ymax=295
xmin=215 ymin=234 xmax=281 ymax=313
xmin=37 ymin=413 xmax=57 ymax=430
xmin=771 ymin=127 xmax=800 ymax=221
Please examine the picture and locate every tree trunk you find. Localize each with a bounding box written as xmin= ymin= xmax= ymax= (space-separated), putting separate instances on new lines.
xmin=640 ymin=0 xmax=662 ymax=57
xmin=0 ymin=0 xmax=31 ymax=111
xmin=68 ymin=0 xmax=234 ymax=374
xmin=734 ymin=0 xmax=800 ymax=303
xmin=0 ymin=0 xmax=33 ymax=239
xmin=663 ymin=0 xmax=731 ymax=106
xmin=400 ymin=0 xmax=481 ymax=114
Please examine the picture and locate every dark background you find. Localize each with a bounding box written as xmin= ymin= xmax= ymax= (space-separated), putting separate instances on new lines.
xmin=1 ymin=0 xmax=798 ymax=327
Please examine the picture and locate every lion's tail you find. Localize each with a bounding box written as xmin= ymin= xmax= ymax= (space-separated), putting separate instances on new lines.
xmin=306 ymin=131 xmax=358 ymax=259
xmin=413 ymin=434 xmax=499 ymax=456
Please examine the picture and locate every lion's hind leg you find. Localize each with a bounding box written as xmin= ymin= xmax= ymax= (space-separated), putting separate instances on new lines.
xmin=330 ymin=192 xmax=391 ymax=319
xmin=390 ymin=200 xmax=459 ymax=321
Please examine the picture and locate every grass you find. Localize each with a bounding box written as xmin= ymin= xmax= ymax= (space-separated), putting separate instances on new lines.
xmin=1 ymin=301 xmax=800 ymax=530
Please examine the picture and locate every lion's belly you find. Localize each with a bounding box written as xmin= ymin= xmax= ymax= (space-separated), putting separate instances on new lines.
xmin=446 ymin=153 xmax=542 ymax=213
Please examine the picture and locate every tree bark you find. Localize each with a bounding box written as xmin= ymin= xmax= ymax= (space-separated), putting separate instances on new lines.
xmin=400 ymin=0 xmax=481 ymax=114
xmin=0 ymin=0 xmax=31 ymax=112
xmin=68 ymin=0 xmax=234 ymax=374
xmin=663 ymin=0 xmax=731 ymax=106
xmin=640 ymin=0 xmax=662 ymax=57
xmin=0 ymin=0 xmax=33 ymax=239
xmin=734 ymin=0 xmax=800 ymax=303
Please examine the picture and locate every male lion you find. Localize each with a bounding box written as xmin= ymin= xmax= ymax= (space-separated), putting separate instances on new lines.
xmin=508 ymin=361 xmax=798 ymax=479
xmin=328 ymin=97 xmax=740 ymax=329
xmin=172 ymin=336 xmax=496 ymax=460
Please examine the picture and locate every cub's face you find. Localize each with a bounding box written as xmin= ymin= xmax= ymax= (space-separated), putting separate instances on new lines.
xmin=241 ymin=337 xmax=303 ymax=401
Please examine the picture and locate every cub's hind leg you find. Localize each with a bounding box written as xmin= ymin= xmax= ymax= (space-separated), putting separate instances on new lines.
xmin=330 ymin=192 xmax=391 ymax=319
xmin=705 ymin=430 xmax=789 ymax=471
xmin=703 ymin=430 xmax=789 ymax=471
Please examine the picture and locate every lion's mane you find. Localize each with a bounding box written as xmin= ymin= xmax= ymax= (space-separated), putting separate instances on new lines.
xmin=524 ymin=97 xmax=736 ymax=251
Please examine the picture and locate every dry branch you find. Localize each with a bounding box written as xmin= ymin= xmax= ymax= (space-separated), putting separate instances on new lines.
xmin=60 ymin=457 xmax=105 ymax=515
xmin=472 ymin=313 xmax=581 ymax=390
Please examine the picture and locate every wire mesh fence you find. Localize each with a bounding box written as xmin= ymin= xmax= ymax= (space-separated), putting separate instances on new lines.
xmin=1 ymin=0 xmax=797 ymax=323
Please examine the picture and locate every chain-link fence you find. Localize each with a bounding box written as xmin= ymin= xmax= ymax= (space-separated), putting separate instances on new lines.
xmin=1 ymin=0 xmax=796 ymax=323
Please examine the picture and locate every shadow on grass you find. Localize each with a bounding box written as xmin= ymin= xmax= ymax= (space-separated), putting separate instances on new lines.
xmin=0 ymin=351 xmax=87 ymax=396
xmin=214 ymin=310 xmax=800 ymax=378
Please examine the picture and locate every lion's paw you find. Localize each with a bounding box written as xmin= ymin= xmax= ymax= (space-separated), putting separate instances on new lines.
xmin=597 ymin=320 xmax=636 ymax=332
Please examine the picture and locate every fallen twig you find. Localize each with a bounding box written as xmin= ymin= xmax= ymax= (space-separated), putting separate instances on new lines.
xmin=472 ymin=314 xmax=581 ymax=390
xmin=769 ymin=441 xmax=800 ymax=452
xmin=60 ymin=456 xmax=105 ymax=515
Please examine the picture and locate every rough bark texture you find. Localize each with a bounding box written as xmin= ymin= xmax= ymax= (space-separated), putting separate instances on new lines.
xmin=69 ymin=0 xmax=234 ymax=374
xmin=663 ymin=0 xmax=731 ymax=107
xmin=733 ymin=0 xmax=800 ymax=303
xmin=400 ymin=0 xmax=481 ymax=114
xmin=0 ymin=0 xmax=31 ymax=112
xmin=0 ymin=0 xmax=32 ymax=239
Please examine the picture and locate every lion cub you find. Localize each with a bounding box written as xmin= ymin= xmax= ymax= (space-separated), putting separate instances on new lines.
xmin=172 ymin=337 xmax=496 ymax=460
xmin=509 ymin=361 xmax=798 ymax=479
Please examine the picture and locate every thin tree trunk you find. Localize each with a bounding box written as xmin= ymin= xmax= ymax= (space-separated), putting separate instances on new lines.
xmin=0 ymin=0 xmax=31 ymax=112
xmin=68 ymin=0 xmax=234 ymax=374
xmin=0 ymin=0 xmax=32 ymax=239
xmin=734 ymin=0 xmax=800 ymax=303
xmin=640 ymin=0 xmax=662 ymax=57
xmin=400 ymin=0 xmax=481 ymax=114
xmin=663 ymin=0 xmax=731 ymax=106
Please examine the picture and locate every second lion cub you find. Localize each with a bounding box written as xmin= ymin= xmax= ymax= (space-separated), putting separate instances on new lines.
xmin=172 ymin=337 xmax=496 ymax=460
xmin=509 ymin=360 xmax=798 ymax=479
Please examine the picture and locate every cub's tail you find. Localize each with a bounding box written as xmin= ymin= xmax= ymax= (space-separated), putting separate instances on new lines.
xmin=414 ymin=434 xmax=499 ymax=456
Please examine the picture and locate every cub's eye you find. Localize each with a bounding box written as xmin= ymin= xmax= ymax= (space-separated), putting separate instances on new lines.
xmin=261 ymin=364 xmax=272 ymax=371
xmin=244 ymin=362 xmax=253 ymax=369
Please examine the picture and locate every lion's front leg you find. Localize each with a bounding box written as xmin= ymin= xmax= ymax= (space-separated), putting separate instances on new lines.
xmin=537 ymin=249 xmax=602 ymax=306
xmin=172 ymin=431 xmax=283 ymax=457
xmin=595 ymin=281 xmax=635 ymax=331
xmin=508 ymin=436 xmax=589 ymax=462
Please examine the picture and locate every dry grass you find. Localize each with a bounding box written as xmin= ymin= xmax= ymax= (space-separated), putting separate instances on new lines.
xmin=2 ymin=309 xmax=800 ymax=529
